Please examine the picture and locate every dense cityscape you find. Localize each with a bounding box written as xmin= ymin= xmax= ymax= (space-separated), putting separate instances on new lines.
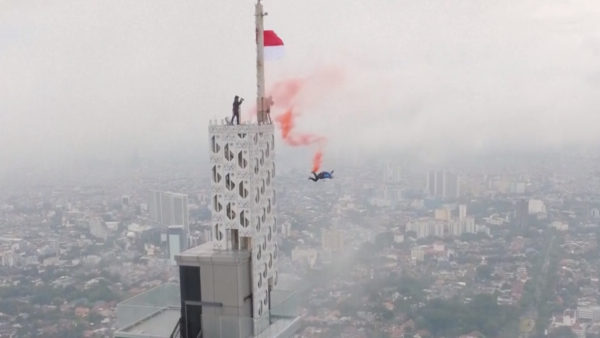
xmin=3 ymin=0 xmax=600 ymax=336
xmin=1 ymin=150 xmax=600 ymax=337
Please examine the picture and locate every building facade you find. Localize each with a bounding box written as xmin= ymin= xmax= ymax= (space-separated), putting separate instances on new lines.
xmin=150 ymin=191 xmax=189 ymax=232
xmin=208 ymin=121 xmax=278 ymax=323
xmin=426 ymin=170 xmax=460 ymax=199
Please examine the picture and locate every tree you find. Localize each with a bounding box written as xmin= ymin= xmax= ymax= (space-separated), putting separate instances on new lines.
xmin=416 ymin=295 xmax=518 ymax=337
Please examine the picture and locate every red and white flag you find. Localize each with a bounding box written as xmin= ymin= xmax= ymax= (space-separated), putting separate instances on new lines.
xmin=264 ymin=30 xmax=284 ymax=60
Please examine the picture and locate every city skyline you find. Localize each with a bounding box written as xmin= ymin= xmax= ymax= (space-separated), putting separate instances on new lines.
xmin=3 ymin=0 xmax=600 ymax=337
xmin=2 ymin=0 xmax=600 ymax=177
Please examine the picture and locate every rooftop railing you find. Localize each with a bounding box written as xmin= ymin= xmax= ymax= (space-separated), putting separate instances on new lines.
xmin=115 ymin=285 xmax=300 ymax=338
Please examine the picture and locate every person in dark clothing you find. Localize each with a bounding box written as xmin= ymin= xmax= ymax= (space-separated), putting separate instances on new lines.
xmin=308 ymin=170 xmax=334 ymax=182
xmin=231 ymin=95 xmax=244 ymax=125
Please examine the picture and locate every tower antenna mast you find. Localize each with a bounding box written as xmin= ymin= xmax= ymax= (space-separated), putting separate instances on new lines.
xmin=255 ymin=0 xmax=266 ymax=124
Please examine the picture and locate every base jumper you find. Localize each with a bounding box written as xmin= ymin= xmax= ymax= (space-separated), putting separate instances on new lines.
xmin=230 ymin=95 xmax=244 ymax=125
xmin=309 ymin=170 xmax=334 ymax=182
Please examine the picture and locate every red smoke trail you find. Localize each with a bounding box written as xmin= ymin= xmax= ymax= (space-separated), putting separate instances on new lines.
xmin=274 ymin=107 xmax=326 ymax=173
xmin=244 ymin=78 xmax=303 ymax=121
xmin=312 ymin=150 xmax=323 ymax=173
xmin=271 ymin=78 xmax=327 ymax=172
xmin=269 ymin=69 xmax=343 ymax=172
xmin=275 ymin=109 xmax=326 ymax=146
xmin=276 ymin=109 xmax=294 ymax=140
xmin=270 ymin=79 xmax=303 ymax=108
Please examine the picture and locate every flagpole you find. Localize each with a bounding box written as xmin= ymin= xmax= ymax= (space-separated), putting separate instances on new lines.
xmin=255 ymin=0 xmax=266 ymax=124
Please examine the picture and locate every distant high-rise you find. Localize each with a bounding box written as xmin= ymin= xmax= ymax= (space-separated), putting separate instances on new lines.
xmin=426 ymin=171 xmax=436 ymax=196
xmin=434 ymin=208 xmax=452 ymax=221
xmin=444 ymin=172 xmax=459 ymax=198
xmin=149 ymin=190 xmax=161 ymax=221
xmin=459 ymin=204 xmax=467 ymax=221
xmin=321 ymin=229 xmax=344 ymax=252
xmin=515 ymin=199 xmax=529 ymax=227
xmin=384 ymin=163 xmax=402 ymax=183
xmin=425 ymin=170 xmax=460 ymax=199
xmin=150 ymin=191 xmax=189 ymax=229
xmin=149 ymin=191 xmax=190 ymax=238
xmin=167 ymin=225 xmax=185 ymax=265
xmin=435 ymin=171 xmax=444 ymax=196
xmin=528 ymin=199 xmax=546 ymax=215
xmin=149 ymin=191 xmax=190 ymax=257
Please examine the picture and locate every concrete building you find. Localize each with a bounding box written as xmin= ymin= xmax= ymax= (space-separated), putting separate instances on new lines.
xmin=577 ymin=305 xmax=600 ymax=322
xmin=114 ymin=2 xmax=298 ymax=337
xmin=114 ymin=284 xmax=182 ymax=338
xmin=515 ymin=200 xmax=529 ymax=227
xmin=384 ymin=163 xmax=402 ymax=184
xmin=550 ymin=221 xmax=569 ymax=231
xmin=464 ymin=217 xmax=476 ymax=234
xmin=426 ymin=170 xmax=460 ymax=199
xmin=321 ymin=229 xmax=344 ymax=252
xmin=1 ymin=250 xmax=16 ymax=267
xmin=411 ymin=246 xmax=426 ymax=263
xmin=393 ymin=234 xmax=405 ymax=243
xmin=280 ymin=222 xmax=291 ymax=239
xmin=426 ymin=171 xmax=436 ymax=196
xmin=450 ymin=221 xmax=464 ymax=236
xmin=510 ymin=182 xmax=526 ymax=194
xmin=528 ymin=199 xmax=547 ymax=215
xmin=149 ymin=191 xmax=190 ymax=254
xmin=459 ymin=204 xmax=467 ymax=221
xmin=291 ymin=247 xmax=318 ymax=268
xmin=407 ymin=216 xmax=476 ymax=239
xmin=434 ymin=208 xmax=451 ymax=221
xmin=406 ymin=220 xmax=432 ymax=239
xmin=433 ymin=222 xmax=445 ymax=238
xmin=150 ymin=191 xmax=189 ymax=230
xmin=89 ymin=217 xmax=108 ymax=241
xmin=167 ymin=225 xmax=185 ymax=265
xmin=202 ymin=119 xmax=280 ymax=333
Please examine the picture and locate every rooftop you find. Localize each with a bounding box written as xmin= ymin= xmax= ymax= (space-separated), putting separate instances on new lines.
xmin=115 ymin=308 xmax=180 ymax=338
xmin=175 ymin=242 xmax=251 ymax=266
xmin=113 ymin=282 xmax=300 ymax=338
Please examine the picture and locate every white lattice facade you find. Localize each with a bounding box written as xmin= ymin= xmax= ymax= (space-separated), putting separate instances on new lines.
xmin=208 ymin=120 xmax=278 ymax=326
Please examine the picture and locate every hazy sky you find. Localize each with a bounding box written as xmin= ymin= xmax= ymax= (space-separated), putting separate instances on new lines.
xmin=2 ymin=0 xmax=600 ymax=176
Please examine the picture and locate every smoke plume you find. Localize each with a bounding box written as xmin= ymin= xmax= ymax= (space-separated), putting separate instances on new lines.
xmin=311 ymin=150 xmax=323 ymax=173
xmin=269 ymin=70 xmax=342 ymax=172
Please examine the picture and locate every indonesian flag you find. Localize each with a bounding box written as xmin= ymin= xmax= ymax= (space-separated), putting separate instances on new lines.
xmin=264 ymin=30 xmax=284 ymax=60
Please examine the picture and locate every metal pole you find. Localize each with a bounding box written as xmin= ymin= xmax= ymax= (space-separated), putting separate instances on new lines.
xmin=255 ymin=0 xmax=265 ymax=124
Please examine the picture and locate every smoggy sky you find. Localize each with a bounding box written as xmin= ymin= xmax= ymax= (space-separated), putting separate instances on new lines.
xmin=2 ymin=0 xmax=600 ymax=175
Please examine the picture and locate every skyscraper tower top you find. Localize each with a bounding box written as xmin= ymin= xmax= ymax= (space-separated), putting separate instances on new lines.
xmin=114 ymin=2 xmax=298 ymax=337
xmin=173 ymin=1 xmax=298 ymax=337
xmin=255 ymin=0 xmax=268 ymax=125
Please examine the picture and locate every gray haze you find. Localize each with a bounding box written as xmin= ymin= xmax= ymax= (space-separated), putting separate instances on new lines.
xmin=2 ymin=0 xmax=600 ymax=177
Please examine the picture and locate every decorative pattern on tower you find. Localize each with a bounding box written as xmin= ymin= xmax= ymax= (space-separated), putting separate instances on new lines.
xmin=208 ymin=120 xmax=278 ymax=325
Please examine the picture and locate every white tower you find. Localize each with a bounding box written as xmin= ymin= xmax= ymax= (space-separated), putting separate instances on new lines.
xmin=459 ymin=204 xmax=467 ymax=221
xmin=208 ymin=121 xmax=278 ymax=320
xmin=115 ymin=2 xmax=298 ymax=337
xmin=206 ymin=0 xmax=277 ymax=333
